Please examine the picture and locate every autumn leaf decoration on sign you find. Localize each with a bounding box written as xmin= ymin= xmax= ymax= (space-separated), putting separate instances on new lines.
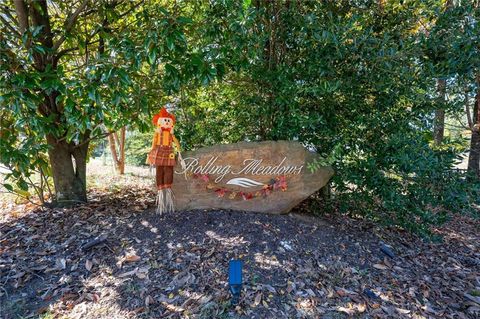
xmin=192 ymin=173 xmax=288 ymax=200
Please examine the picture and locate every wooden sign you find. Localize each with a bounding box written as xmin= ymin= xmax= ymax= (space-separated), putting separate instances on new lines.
xmin=172 ymin=141 xmax=334 ymax=214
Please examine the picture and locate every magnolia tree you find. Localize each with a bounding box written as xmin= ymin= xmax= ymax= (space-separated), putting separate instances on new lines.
xmin=0 ymin=0 xmax=217 ymax=205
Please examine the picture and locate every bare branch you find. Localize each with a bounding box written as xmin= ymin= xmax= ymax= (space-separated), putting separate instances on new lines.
xmin=73 ymin=131 xmax=114 ymax=149
xmin=119 ymin=0 xmax=144 ymax=18
xmin=55 ymin=38 xmax=100 ymax=63
xmin=52 ymin=0 xmax=90 ymax=52
xmin=449 ymin=112 xmax=471 ymax=131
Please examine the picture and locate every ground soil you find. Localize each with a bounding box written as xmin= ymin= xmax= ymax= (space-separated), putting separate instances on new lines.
xmin=1 ymin=185 xmax=479 ymax=319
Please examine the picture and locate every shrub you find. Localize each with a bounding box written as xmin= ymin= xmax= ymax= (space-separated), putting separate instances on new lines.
xmin=125 ymin=131 xmax=151 ymax=166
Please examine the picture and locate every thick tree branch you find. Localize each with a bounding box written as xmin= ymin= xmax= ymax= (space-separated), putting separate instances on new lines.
xmin=29 ymin=0 xmax=53 ymax=48
xmin=52 ymin=0 xmax=90 ymax=52
xmin=13 ymin=0 xmax=29 ymax=35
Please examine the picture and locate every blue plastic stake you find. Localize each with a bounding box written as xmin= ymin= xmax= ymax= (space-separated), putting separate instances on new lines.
xmin=228 ymin=259 xmax=243 ymax=306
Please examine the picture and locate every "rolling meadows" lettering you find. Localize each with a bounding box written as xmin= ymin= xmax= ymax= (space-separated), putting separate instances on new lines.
xmin=176 ymin=156 xmax=303 ymax=183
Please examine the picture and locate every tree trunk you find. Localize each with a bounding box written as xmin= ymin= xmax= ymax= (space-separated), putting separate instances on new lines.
xmin=467 ymin=129 xmax=480 ymax=178
xmin=433 ymin=78 xmax=446 ymax=145
xmin=108 ymin=127 xmax=126 ymax=174
xmin=46 ymin=135 xmax=89 ymax=205
xmin=467 ymin=73 xmax=480 ymax=178
xmin=119 ymin=127 xmax=126 ymax=174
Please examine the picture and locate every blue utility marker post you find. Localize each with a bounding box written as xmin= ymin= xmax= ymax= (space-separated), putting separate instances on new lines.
xmin=228 ymin=259 xmax=243 ymax=306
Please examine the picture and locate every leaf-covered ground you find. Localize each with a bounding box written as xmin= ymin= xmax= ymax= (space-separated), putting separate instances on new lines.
xmin=1 ymin=185 xmax=479 ymax=319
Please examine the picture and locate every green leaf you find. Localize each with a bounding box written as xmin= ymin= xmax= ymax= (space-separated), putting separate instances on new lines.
xmin=177 ymin=16 xmax=193 ymax=24
xmin=148 ymin=48 xmax=157 ymax=65
xmin=18 ymin=179 xmax=29 ymax=191
xmin=166 ymin=36 xmax=175 ymax=51
xmin=33 ymin=45 xmax=46 ymax=54
xmin=88 ymin=89 xmax=96 ymax=101
xmin=14 ymin=188 xmax=31 ymax=198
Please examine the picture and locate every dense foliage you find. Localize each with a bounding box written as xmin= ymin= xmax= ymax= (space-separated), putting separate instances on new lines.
xmin=1 ymin=0 xmax=479 ymax=234
xmin=124 ymin=131 xmax=151 ymax=166
xmin=174 ymin=0 xmax=480 ymax=235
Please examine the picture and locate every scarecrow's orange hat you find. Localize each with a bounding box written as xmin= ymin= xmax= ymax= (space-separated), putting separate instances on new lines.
xmin=152 ymin=106 xmax=176 ymax=125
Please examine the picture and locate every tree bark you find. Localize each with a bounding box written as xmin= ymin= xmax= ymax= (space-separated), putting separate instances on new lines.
xmin=108 ymin=127 xmax=126 ymax=174
xmin=433 ymin=78 xmax=446 ymax=145
xmin=14 ymin=0 xmax=29 ymax=35
xmin=467 ymin=73 xmax=480 ymax=178
xmin=467 ymin=129 xmax=480 ymax=178
xmin=46 ymin=134 xmax=89 ymax=205
xmin=119 ymin=127 xmax=126 ymax=174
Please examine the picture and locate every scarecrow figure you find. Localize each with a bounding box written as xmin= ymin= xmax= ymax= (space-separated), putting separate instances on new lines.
xmin=146 ymin=106 xmax=183 ymax=214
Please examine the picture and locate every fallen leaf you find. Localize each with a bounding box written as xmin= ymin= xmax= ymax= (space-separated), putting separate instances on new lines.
xmin=145 ymin=295 xmax=154 ymax=307
xmin=252 ymin=292 xmax=262 ymax=307
xmin=381 ymin=305 xmax=395 ymax=316
xmin=118 ymin=267 xmax=138 ymax=278
xmin=85 ymin=259 xmax=93 ymax=271
xmin=396 ymin=307 xmax=411 ymax=314
xmin=136 ymin=267 xmax=149 ymax=279
xmin=10 ymin=271 xmax=25 ymax=279
xmin=263 ymin=284 xmax=276 ymax=293
xmin=383 ymin=257 xmax=392 ymax=268
xmin=357 ymin=303 xmax=366 ymax=312
xmin=56 ymin=258 xmax=66 ymax=270
xmin=373 ymin=263 xmax=388 ymax=270
xmin=286 ymin=281 xmax=295 ymax=293
xmin=124 ymin=254 xmax=141 ymax=262
xmin=336 ymin=306 xmax=355 ymax=315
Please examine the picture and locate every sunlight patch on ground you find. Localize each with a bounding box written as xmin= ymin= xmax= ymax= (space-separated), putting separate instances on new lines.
xmin=295 ymin=297 xmax=319 ymax=317
xmin=254 ymin=252 xmax=281 ymax=269
xmin=67 ymin=287 xmax=128 ymax=319
xmin=139 ymin=219 xmax=159 ymax=233
xmin=205 ymin=230 xmax=249 ymax=247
